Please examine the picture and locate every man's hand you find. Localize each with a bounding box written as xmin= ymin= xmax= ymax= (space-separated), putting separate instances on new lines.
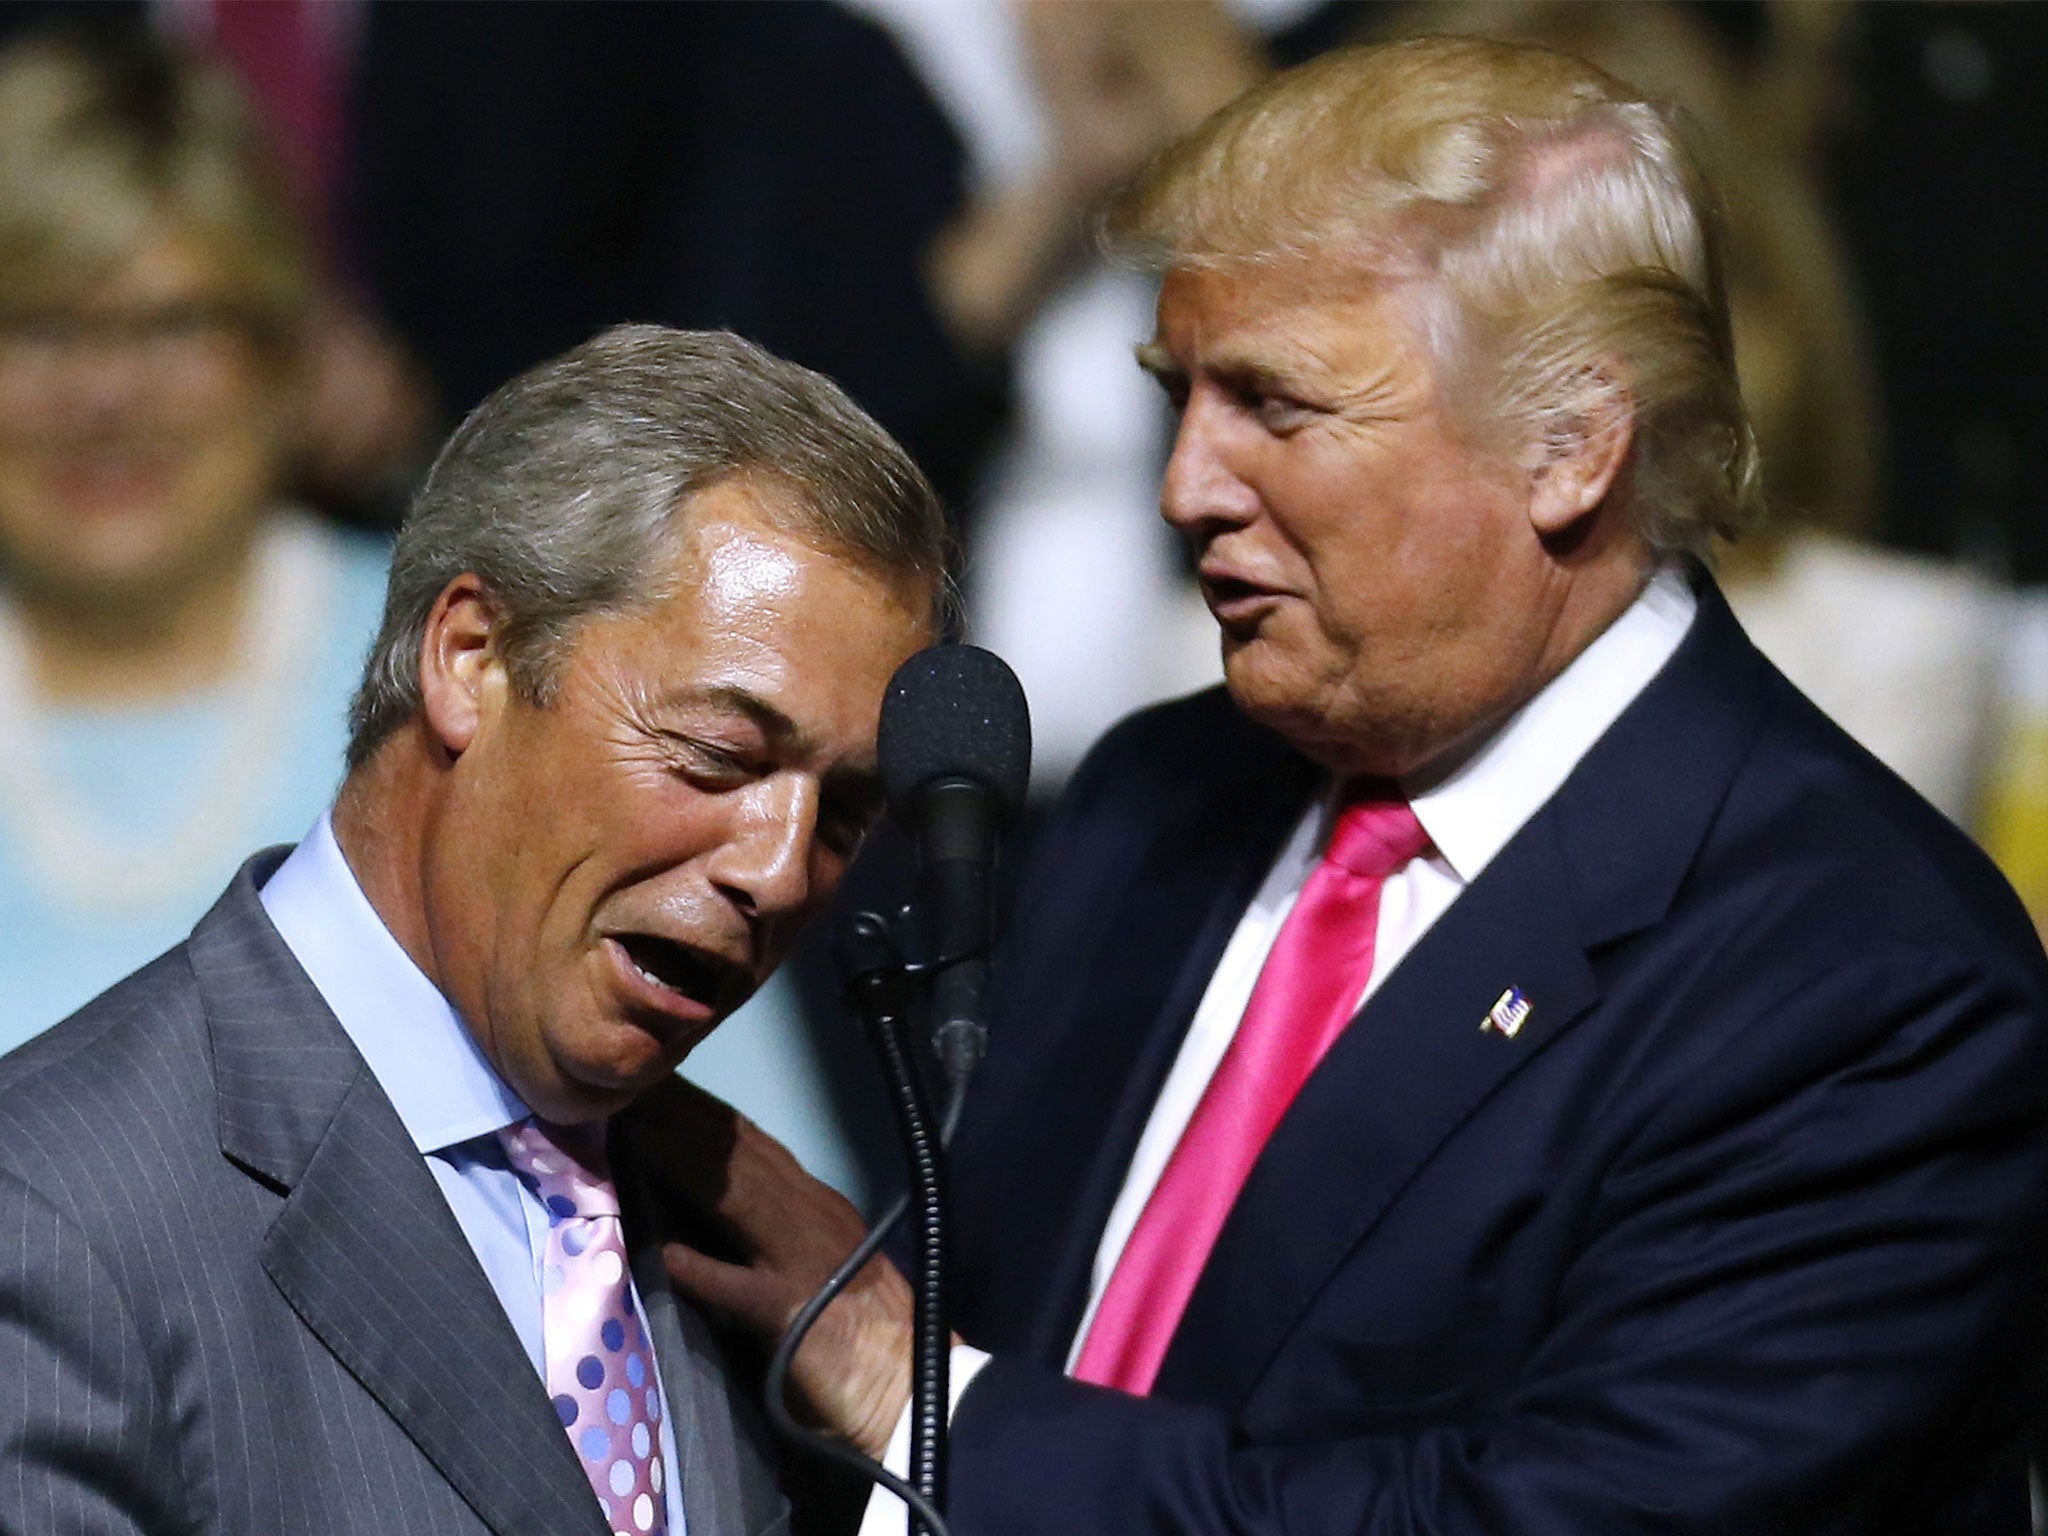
xmin=621 ymin=1076 xmax=916 ymax=1459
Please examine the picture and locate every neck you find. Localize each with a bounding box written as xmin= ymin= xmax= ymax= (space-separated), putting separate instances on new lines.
xmin=1528 ymin=549 xmax=1658 ymax=696
xmin=1406 ymin=556 xmax=1660 ymax=793
xmin=332 ymin=730 xmax=445 ymax=990
xmin=1349 ymin=537 xmax=1658 ymax=785
xmin=1711 ymin=528 xmax=1791 ymax=589
xmin=12 ymin=536 xmax=259 ymax=705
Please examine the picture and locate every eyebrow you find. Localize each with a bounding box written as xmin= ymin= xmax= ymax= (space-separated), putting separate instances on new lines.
xmin=1135 ymin=340 xmax=1177 ymax=378
xmin=658 ymin=684 xmax=804 ymax=749
xmin=1135 ymin=338 xmax=1315 ymax=396
xmin=659 ymin=684 xmax=885 ymax=795
xmin=721 ymin=684 xmax=798 ymax=733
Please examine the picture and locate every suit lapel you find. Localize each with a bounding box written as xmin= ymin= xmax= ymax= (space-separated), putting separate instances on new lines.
xmin=1005 ymin=714 xmax=1319 ymax=1365
xmin=1158 ymin=810 xmax=1599 ymax=1402
xmin=194 ymin=860 xmax=608 ymax=1536
xmin=1157 ymin=578 xmax=1773 ymax=1406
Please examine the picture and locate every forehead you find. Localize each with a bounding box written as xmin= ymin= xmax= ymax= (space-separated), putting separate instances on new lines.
xmin=29 ymin=225 xmax=238 ymax=314
xmin=1147 ymin=262 xmax=1436 ymax=381
xmin=659 ymin=476 xmax=934 ymax=632
xmin=576 ymin=477 xmax=931 ymax=741
xmin=105 ymin=232 xmax=229 ymax=293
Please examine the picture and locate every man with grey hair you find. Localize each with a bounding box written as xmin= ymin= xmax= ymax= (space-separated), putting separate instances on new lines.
xmin=0 ymin=324 xmax=944 ymax=1536
xmin=658 ymin=37 xmax=2048 ymax=1536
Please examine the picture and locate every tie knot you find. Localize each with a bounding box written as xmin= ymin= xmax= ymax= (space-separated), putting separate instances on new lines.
xmin=498 ymin=1118 xmax=621 ymax=1220
xmin=1324 ymin=791 xmax=1430 ymax=879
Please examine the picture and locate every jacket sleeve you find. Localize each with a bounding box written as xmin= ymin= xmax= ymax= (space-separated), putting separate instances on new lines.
xmin=943 ymin=946 xmax=2048 ymax=1536
xmin=0 ymin=1168 xmax=184 ymax=1536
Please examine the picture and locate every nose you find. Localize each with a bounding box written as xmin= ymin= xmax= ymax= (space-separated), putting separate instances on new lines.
xmin=1159 ymin=387 xmax=1260 ymax=537
xmin=704 ymin=775 xmax=818 ymax=921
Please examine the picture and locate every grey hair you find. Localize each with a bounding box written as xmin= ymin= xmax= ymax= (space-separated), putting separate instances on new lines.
xmin=346 ymin=324 xmax=950 ymax=768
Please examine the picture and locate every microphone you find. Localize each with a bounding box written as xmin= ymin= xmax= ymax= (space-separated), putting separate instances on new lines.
xmin=877 ymin=644 xmax=1031 ymax=1089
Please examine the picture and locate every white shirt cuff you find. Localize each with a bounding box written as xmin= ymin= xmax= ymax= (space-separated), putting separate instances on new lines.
xmin=855 ymin=1345 xmax=994 ymax=1536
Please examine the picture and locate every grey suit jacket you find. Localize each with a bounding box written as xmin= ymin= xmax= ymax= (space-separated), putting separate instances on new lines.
xmin=0 ymin=852 xmax=790 ymax=1536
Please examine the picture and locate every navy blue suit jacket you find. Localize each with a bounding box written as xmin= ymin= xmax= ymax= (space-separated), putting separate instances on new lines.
xmin=941 ymin=580 xmax=2048 ymax=1535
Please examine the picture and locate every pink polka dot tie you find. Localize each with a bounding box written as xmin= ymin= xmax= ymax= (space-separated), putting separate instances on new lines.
xmin=1073 ymin=787 xmax=1431 ymax=1395
xmin=499 ymin=1119 xmax=670 ymax=1536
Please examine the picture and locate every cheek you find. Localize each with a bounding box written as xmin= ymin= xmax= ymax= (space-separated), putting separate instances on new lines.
xmin=1278 ymin=502 xmax=1404 ymax=648
xmin=458 ymin=747 xmax=598 ymax=942
xmin=1264 ymin=443 xmax=1401 ymax=572
xmin=177 ymin=406 xmax=284 ymax=502
xmin=610 ymin=765 xmax=721 ymax=858
xmin=804 ymin=843 xmax=855 ymax=909
xmin=0 ymin=468 xmax=61 ymax=551
xmin=1311 ymin=462 xmax=1524 ymax=624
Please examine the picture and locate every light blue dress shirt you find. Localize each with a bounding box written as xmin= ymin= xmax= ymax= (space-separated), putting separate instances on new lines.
xmin=261 ymin=813 xmax=688 ymax=1536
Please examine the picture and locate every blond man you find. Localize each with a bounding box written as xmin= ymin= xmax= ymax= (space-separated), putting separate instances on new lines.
xmin=668 ymin=38 xmax=2048 ymax=1536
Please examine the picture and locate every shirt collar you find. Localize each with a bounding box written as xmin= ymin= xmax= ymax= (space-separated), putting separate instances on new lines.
xmin=1402 ymin=563 xmax=1697 ymax=884
xmin=258 ymin=810 xmax=530 ymax=1154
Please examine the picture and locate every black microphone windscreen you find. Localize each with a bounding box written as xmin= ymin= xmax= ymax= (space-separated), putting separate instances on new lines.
xmin=878 ymin=644 xmax=1032 ymax=822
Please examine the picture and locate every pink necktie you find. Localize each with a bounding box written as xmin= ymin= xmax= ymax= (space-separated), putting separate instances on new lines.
xmin=1072 ymin=790 xmax=1431 ymax=1395
xmin=499 ymin=1120 xmax=670 ymax=1536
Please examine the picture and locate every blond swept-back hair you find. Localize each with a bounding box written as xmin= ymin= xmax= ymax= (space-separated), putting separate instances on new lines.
xmin=0 ymin=26 xmax=309 ymax=337
xmin=1110 ymin=35 xmax=1761 ymax=553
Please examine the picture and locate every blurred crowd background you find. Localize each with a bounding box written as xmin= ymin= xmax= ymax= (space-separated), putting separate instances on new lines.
xmin=0 ymin=0 xmax=2043 ymax=1210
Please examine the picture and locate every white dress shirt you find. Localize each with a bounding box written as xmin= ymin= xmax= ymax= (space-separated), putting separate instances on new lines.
xmin=260 ymin=814 xmax=690 ymax=1536
xmin=860 ymin=565 xmax=1696 ymax=1535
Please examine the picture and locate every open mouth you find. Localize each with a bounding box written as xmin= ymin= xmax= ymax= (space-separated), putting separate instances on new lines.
xmin=1200 ymin=572 xmax=1282 ymax=630
xmin=610 ymin=933 xmax=747 ymax=1018
xmin=1203 ymin=574 xmax=1265 ymax=605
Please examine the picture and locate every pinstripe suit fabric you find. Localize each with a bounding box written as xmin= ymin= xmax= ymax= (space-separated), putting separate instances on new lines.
xmin=0 ymin=852 xmax=789 ymax=1536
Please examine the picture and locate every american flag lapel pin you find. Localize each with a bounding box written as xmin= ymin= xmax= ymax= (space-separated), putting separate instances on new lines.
xmin=1481 ymin=986 xmax=1532 ymax=1038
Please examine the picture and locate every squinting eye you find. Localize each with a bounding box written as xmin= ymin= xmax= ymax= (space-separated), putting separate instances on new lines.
xmin=1145 ymin=371 xmax=1190 ymax=413
xmin=674 ymin=743 xmax=752 ymax=789
xmin=815 ymin=797 xmax=877 ymax=859
xmin=1252 ymin=392 xmax=1312 ymax=433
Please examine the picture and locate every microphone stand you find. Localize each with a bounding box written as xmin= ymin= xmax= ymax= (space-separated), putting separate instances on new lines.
xmin=765 ymin=907 xmax=967 ymax=1536
xmin=766 ymin=640 xmax=1025 ymax=1534
xmin=854 ymin=909 xmax=951 ymax=1534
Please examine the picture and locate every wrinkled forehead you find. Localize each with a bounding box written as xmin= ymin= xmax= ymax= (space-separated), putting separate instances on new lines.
xmin=1141 ymin=199 xmax=1442 ymax=296
xmin=610 ymin=505 xmax=932 ymax=775
xmin=1144 ymin=256 xmax=1448 ymax=371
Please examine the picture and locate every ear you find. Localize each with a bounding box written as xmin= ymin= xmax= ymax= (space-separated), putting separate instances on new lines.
xmin=1527 ymin=372 xmax=1635 ymax=539
xmin=418 ymin=573 xmax=506 ymax=757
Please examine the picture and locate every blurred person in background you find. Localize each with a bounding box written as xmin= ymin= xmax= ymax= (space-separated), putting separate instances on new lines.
xmin=343 ymin=0 xmax=996 ymax=518
xmin=0 ymin=0 xmax=436 ymax=530
xmin=0 ymin=26 xmax=389 ymax=1046
xmin=1983 ymin=598 xmax=2048 ymax=947
xmin=1807 ymin=0 xmax=2048 ymax=948
xmin=860 ymin=0 xmax=1270 ymax=793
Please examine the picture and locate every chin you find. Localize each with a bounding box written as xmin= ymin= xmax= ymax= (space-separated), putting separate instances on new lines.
xmin=576 ymin=1030 xmax=705 ymax=1108
xmin=1222 ymin=652 xmax=1437 ymax=779
xmin=1221 ymin=643 xmax=1317 ymax=733
xmin=518 ymin=1044 xmax=655 ymax=1128
xmin=530 ymin=1071 xmax=645 ymax=1127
